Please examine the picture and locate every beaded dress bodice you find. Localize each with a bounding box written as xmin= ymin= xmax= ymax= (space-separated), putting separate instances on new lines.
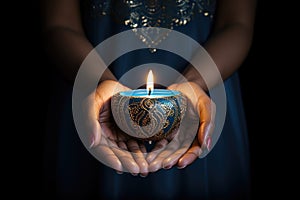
xmin=83 ymin=0 xmax=216 ymax=52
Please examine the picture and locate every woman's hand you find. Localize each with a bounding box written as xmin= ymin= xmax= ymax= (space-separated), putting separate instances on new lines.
xmin=170 ymin=82 xmax=216 ymax=168
xmin=147 ymin=82 xmax=216 ymax=171
xmin=84 ymin=80 xmax=149 ymax=176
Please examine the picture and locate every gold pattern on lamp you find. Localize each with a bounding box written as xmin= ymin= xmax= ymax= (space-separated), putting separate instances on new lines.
xmin=111 ymin=91 xmax=187 ymax=141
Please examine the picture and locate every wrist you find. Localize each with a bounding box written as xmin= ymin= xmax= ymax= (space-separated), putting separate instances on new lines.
xmin=183 ymin=70 xmax=208 ymax=91
xmin=187 ymin=77 xmax=208 ymax=92
xmin=181 ymin=66 xmax=208 ymax=91
xmin=98 ymin=69 xmax=117 ymax=83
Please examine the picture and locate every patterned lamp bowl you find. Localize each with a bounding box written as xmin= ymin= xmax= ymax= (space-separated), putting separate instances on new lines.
xmin=111 ymin=89 xmax=187 ymax=141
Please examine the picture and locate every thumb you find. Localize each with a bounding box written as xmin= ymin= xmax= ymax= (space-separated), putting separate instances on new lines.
xmin=86 ymin=118 xmax=101 ymax=148
xmin=196 ymin=96 xmax=216 ymax=152
xmin=85 ymin=91 xmax=103 ymax=148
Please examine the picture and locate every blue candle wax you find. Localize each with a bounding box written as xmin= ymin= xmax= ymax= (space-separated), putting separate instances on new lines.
xmin=119 ymin=89 xmax=180 ymax=97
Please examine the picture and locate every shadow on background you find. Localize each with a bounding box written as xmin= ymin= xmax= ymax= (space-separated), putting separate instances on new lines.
xmin=238 ymin=0 xmax=292 ymax=199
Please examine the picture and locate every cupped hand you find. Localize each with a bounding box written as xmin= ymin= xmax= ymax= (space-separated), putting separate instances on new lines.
xmin=84 ymin=80 xmax=149 ymax=175
xmin=147 ymin=81 xmax=215 ymax=171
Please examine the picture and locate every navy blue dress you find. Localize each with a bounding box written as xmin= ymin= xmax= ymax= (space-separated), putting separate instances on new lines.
xmin=43 ymin=0 xmax=250 ymax=199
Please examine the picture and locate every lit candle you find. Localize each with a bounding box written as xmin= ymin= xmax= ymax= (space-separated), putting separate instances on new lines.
xmin=111 ymin=70 xmax=187 ymax=142
xmin=147 ymin=70 xmax=154 ymax=96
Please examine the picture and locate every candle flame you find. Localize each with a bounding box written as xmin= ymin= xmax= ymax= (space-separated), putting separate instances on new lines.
xmin=147 ymin=70 xmax=154 ymax=95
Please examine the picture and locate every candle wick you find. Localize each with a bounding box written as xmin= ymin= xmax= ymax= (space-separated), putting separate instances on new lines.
xmin=148 ymin=88 xmax=151 ymax=96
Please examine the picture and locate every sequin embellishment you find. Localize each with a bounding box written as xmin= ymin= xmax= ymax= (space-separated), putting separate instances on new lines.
xmin=86 ymin=0 xmax=215 ymax=52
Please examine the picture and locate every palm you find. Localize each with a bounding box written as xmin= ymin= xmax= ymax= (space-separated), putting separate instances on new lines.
xmin=98 ymin=97 xmax=126 ymax=141
xmin=87 ymin=80 xmax=149 ymax=175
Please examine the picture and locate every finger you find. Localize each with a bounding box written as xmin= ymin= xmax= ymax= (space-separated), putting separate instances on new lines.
xmin=146 ymin=139 xmax=168 ymax=163
xmin=114 ymin=141 xmax=127 ymax=174
xmin=198 ymin=121 xmax=215 ymax=150
xmin=138 ymin=142 xmax=149 ymax=177
xmin=126 ymin=139 xmax=149 ymax=175
xmin=139 ymin=142 xmax=147 ymax=154
xmin=161 ymin=148 xmax=187 ymax=169
xmin=148 ymin=138 xmax=181 ymax=172
xmin=177 ymin=139 xmax=202 ymax=169
xmin=162 ymin=138 xmax=191 ymax=169
xmin=117 ymin=141 xmax=128 ymax=150
xmin=101 ymin=126 xmax=140 ymax=174
xmin=93 ymin=145 xmax=123 ymax=172
xmin=161 ymin=113 xmax=199 ymax=169
xmin=110 ymin=146 xmax=140 ymax=174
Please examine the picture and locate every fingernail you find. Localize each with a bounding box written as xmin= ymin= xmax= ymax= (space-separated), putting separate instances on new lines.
xmin=140 ymin=173 xmax=148 ymax=178
xmin=89 ymin=135 xmax=95 ymax=149
xmin=163 ymin=165 xmax=172 ymax=170
xmin=116 ymin=171 xmax=123 ymax=175
xmin=177 ymin=165 xmax=186 ymax=169
xmin=131 ymin=173 xmax=138 ymax=176
xmin=206 ymin=137 xmax=212 ymax=151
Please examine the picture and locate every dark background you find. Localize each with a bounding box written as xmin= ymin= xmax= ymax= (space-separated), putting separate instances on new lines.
xmin=8 ymin=0 xmax=294 ymax=199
